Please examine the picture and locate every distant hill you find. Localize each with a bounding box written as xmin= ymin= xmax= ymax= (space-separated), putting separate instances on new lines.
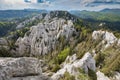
xmin=100 ymin=8 xmax=120 ymax=14
xmin=0 ymin=9 xmax=48 ymax=20
xmin=70 ymin=9 xmax=120 ymax=22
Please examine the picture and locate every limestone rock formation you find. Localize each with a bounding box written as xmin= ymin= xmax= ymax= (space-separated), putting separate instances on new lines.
xmin=44 ymin=11 xmax=78 ymax=22
xmin=15 ymin=19 xmax=76 ymax=56
xmin=97 ymin=71 xmax=120 ymax=80
xmin=92 ymin=30 xmax=119 ymax=48
xmin=0 ymin=57 xmax=51 ymax=80
xmin=0 ymin=38 xmax=9 ymax=50
xmin=0 ymin=38 xmax=8 ymax=45
xmin=10 ymin=75 xmax=51 ymax=80
xmin=118 ymin=39 xmax=120 ymax=46
xmin=96 ymin=71 xmax=110 ymax=80
xmin=113 ymin=72 xmax=120 ymax=80
xmin=51 ymin=52 xmax=96 ymax=80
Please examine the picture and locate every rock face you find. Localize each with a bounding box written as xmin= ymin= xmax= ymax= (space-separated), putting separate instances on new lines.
xmin=15 ymin=19 xmax=76 ymax=56
xmin=0 ymin=38 xmax=9 ymax=50
xmin=96 ymin=71 xmax=110 ymax=80
xmin=44 ymin=11 xmax=78 ymax=22
xmin=92 ymin=30 xmax=119 ymax=48
xmin=113 ymin=72 xmax=120 ymax=80
xmin=10 ymin=75 xmax=51 ymax=80
xmin=97 ymin=71 xmax=120 ymax=80
xmin=0 ymin=57 xmax=51 ymax=80
xmin=118 ymin=39 xmax=120 ymax=46
xmin=51 ymin=52 xmax=96 ymax=80
xmin=0 ymin=38 xmax=8 ymax=45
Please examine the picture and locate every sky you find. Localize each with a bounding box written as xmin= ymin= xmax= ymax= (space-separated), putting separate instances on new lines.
xmin=0 ymin=0 xmax=120 ymax=11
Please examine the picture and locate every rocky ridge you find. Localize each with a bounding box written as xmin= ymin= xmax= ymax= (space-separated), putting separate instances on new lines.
xmin=15 ymin=19 xmax=76 ymax=56
xmin=92 ymin=30 xmax=119 ymax=48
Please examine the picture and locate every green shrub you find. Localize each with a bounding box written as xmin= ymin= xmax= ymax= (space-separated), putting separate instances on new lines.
xmin=57 ymin=47 xmax=70 ymax=64
xmin=77 ymin=68 xmax=91 ymax=80
xmin=51 ymin=64 xmax=61 ymax=72
xmin=95 ymin=52 xmax=105 ymax=67
xmin=88 ymin=68 xmax=97 ymax=80
xmin=101 ymin=52 xmax=120 ymax=76
xmin=78 ymin=73 xmax=90 ymax=80
xmin=114 ymin=31 xmax=120 ymax=38
xmin=99 ymin=45 xmax=120 ymax=76
xmin=60 ymin=71 xmax=75 ymax=80
xmin=0 ymin=47 xmax=11 ymax=57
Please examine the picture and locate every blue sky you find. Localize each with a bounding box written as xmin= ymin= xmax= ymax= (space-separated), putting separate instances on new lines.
xmin=0 ymin=0 xmax=120 ymax=11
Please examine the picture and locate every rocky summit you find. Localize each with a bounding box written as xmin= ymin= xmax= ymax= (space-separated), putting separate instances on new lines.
xmin=15 ymin=19 xmax=76 ymax=56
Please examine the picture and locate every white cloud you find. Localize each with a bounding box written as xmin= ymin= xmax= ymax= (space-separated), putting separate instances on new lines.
xmin=0 ymin=0 xmax=51 ymax=10
xmin=50 ymin=0 xmax=120 ymax=10
xmin=0 ymin=0 xmax=28 ymax=9
xmin=0 ymin=0 xmax=119 ymax=10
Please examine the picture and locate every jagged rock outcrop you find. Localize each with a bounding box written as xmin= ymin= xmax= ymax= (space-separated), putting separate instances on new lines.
xmin=96 ymin=71 xmax=110 ymax=80
xmin=51 ymin=52 xmax=96 ymax=80
xmin=97 ymin=71 xmax=120 ymax=80
xmin=0 ymin=38 xmax=8 ymax=45
xmin=10 ymin=75 xmax=51 ymax=80
xmin=0 ymin=38 xmax=9 ymax=50
xmin=16 ymin=11 xmax=78 ymax=29
xmin=112 ymin=72 xmax=120 ymax=80
xmin=16 ymin=14 xmax=45 ymax=29
xmin=118 ymin=39 xmax=120 ymax=46
xmin=92 ymin=30 xmax=119 ymax=48
xmin=0 ymin=57 xmax=51 ymax=80
xmin=15 ymin=19 xmax=76 ymax=56
xmin=44 ymin=11 xmax=78 ymax=22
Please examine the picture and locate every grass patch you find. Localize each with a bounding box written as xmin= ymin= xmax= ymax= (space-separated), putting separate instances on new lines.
xmin=60 ymin=71 xmax=75 ymax=80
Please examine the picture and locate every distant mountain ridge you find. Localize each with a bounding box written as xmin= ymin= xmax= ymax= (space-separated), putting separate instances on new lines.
xmin=70 ymin=9 xmax=120 ymax=22
xmin=0 ymin=9 xmax=48 ymax=19
xmin=100 ymin=8 xmax=120 ymax=14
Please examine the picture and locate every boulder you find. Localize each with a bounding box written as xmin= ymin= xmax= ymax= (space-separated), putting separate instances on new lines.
xmin=10 ymin=75 xmax=51 ymax=80
xmin=96 ymin=71 xmax=110 ymax=80
xmin=112 ymin=72 xmax=120 ymax=80
xmin=0 ymin=57 xmax=51 ymax=80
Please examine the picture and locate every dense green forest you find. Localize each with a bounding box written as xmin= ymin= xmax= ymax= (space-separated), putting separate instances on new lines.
xmin=70 ymin=9 xmax=120 ymax=22
xmin=0 ymin=21 xmax=16 ymax=37
xmin=70 ymin=9 xmax=120 ymax=36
